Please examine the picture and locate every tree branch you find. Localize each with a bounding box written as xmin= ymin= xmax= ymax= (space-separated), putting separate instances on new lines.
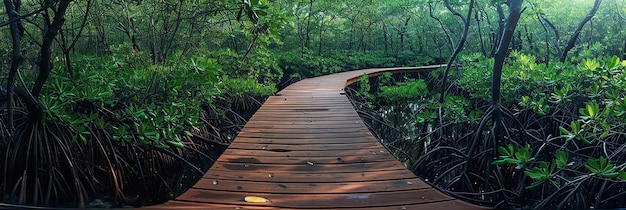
xmin=32 ymin=0 xmax=72 ymax=98
xmin=0 ymin=1 xmax=54 ymax=27
xmin=438 ymin=0 xmax=475 ymax=103
xmin=429 ymin=3 xmax=455 ymax=53
xmin=615 ymin=0 xmax=626 ymax=20
xmin=538 ymin=14 xmax=562 ymax=59
xmin=560 ymin=0 xmax=603 ymax=62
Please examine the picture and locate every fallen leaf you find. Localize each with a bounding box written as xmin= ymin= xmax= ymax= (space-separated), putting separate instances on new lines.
xmin=244 ymin=196 xmax=269 ymax=203
xmin=306 ymin=161 xmax=314 ymax=166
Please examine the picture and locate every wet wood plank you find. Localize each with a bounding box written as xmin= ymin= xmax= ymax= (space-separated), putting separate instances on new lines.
xmin=150 ymin=66 xmax=488 ymax=209
xmin=232 ymin=136 xmax=378 ymax=144
xmin=217 ymin=154 xmax=397 ymax=164
xmin=192 ymin=178 xmax=431 ymax=194
xmin=175 ymin=188 xmax=455 ymax=208
xmin=203 ymin=169 xmax=418 ymax=183
xmin=208 ymin=161 xmax=404 ymax=174
xmin=222 ymin=148 xmax=393 ymax=157
xmin=152 ymin=200 xmax=482 ymax=210
xmin=226 ymin=142 xmax=380 ymax=150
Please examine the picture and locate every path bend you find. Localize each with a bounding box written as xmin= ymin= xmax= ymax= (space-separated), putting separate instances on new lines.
xmin=150 ymin=65 xmax=488 ymax=209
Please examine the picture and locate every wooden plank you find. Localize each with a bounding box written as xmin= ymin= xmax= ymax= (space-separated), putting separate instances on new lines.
xmin=239 ymin=128 xmax=370 ymax=135
xmin=152 ymin=200 xmax=487 ymax=210
xmin=244 ymin=123 xmax=366 ymax=129
xmin=148 ymin=201 xmax=280 ymax=210
xmin=217 ymin=154 xmax=397 ymax=164
xmin=236 ymin=132 xmax=373 ymax=139
xmin=226 ymin=142 xmax=380 ymax=151
xmin=231 ymin=137 xmax=378 ymax=144
xmin=202 ymin=169 xmax=417 ymax=183
xmin=243 ymin=120 xmax=365 ymax=125
xmin=251 ymin=113 xmax=360 ymax=118
xmin=209 ymin=161 xmax=404 ymax=174
xmin=256 ymin=108 xmax=353 ymax=111
xmin=222 ymin=148 xmax=392 ymax=157
xmin=258 ymin=103 xmax=352 ymax=106
xmin=175 ymin=188 xmax=455 ymax=208
xmin=247 ymin=116 xmax=363 ymax=122
xmin=192 ymin=178 xmax=431 ymax=194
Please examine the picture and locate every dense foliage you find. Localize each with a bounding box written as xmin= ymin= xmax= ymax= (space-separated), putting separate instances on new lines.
xmin=350 ymin=49 xmax=626 ymax=209
xmin=343 ymin=1 xmax=626 ymax=209
xmin=1 ymin=0 xmax=625 ymax=208
xmin=1 ymin=0 xmax=279 ymax=207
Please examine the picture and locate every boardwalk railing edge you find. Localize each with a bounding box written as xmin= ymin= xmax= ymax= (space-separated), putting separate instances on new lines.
xmin=343 ymin=64 xmax=447 ymax=88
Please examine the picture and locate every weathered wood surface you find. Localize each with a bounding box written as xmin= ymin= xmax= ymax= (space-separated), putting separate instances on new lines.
xmin=150 ymin=66 xmax=488 ymax=209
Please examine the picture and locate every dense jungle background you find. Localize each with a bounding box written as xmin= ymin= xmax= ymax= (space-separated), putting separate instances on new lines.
xmin=1 ymin=0 xmax=625 ymax=209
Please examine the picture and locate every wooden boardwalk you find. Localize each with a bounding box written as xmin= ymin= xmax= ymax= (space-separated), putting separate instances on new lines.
xmin=151 ymin=66 xmax=487 ymax=209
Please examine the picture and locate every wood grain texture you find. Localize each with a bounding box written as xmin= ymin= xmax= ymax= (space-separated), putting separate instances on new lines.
xmin=149 ymin=66 xmax=488 ymax=209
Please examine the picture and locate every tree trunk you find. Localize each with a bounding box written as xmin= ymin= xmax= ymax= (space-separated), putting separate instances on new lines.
xmin=474 ymin=6 xmax=488 ymax=56
xmin=3 ymin=0 xmax=25 ymax=141
xmin=524 ymin=25 xmax=534 ymax=52
xmin=382 ymin=22 xmax=388 ymax=53
xmin=429 ymin=3 xmax=454 ymax=53
xmin=227 ymin=19 xmax=239 ymax=52
xmin=537 ymin=14 xmax=551 ymax=66
xmin=59 ymin=0 xmax=92 ymax=78
xmin=32 ymin=0 xmax=72 ymax=98
xmin=305 ymin=0 xmax=313 ymax=49
xmin=438 ymin=0 xmax=475 ymax=103
xmin=560 ymin=0 xmax=602 ymax=62
xmin=492 ymin=0 xmax=523 ymax=124
xmin=540 ymin=15 xmax=563 ymax=61
xmin=399 ymin=16 xmax=410 ymax=50
xmin=491 ymin=4 xmax=505 ymax=56
xmin=162 ymin=1 xmax=184 ymax=63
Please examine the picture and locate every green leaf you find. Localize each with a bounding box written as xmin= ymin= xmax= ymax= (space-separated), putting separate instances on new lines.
xmin=559 ymin=126 xmax=572 ymax=136
xmin=526 ymin=179 xmax=546 ymax=189
xmin=619 ymin=171 xmax=626 ymax=180
xmin=586 ymin=157 xmax=621 ymax=178
xmin=599 ymin=130 xmax=609 ymax=139
xmin=523 ymin=161 xmax=553 ymax=189
xmin=492 ymin=160 xmax=507 ymax=165
xmin=603 ymin=172 xmax=619 ymax=178
xmin=588 ymin=158 xmax=600 ymax=169
xmin=583 ymin=58 xmax=600 ymax=70
xmin=571 ymin=121 xmax=580 ymax=134
xmin=154 ymin=144 xmax=170 ymax=149
xmin=167 ymin=140 xmax=185 ymax=148
xmin=587 ymin=103 xmax=597 ymax=117
xmin=555 ymin=150 xmax=568 ymax=168
xmin=606 ymin=56 xmax=620 ymax=70
xmin=497 ymin=146 xmax=511 ymax=156
xmin=184 ymin=131 xmax=193 ymax=136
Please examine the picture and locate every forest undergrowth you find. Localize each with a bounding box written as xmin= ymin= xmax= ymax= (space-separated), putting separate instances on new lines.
xmin=0 ymin=48 xmax=273 ymax=208
xmin=346 ymin=52 xmax=626 ymax=209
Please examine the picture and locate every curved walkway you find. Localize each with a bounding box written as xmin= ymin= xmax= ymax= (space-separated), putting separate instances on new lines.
xmin=151 ymin=65 xmax=487 ymax=209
